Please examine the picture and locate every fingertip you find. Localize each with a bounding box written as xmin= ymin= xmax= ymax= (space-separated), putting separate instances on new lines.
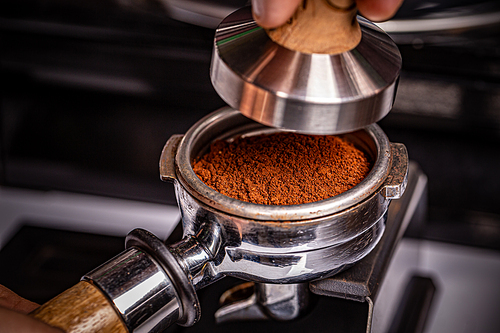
xmin=357 ymin=0 xmax=403 ymax=22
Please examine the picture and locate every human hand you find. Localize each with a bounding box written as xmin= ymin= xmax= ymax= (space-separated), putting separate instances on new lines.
xmin=0 ymin=284 xmax=63 ymax=333
xmin=252 ymin=0 xmax=404 ymax=28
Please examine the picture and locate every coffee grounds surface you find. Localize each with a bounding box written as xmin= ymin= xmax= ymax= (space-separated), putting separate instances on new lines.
xmin=192 ymin=132 xmax=372 ymax=205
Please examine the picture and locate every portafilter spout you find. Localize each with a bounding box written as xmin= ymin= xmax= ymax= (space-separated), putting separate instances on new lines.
xmin=210 ymin=0 xmax=402 ymax=134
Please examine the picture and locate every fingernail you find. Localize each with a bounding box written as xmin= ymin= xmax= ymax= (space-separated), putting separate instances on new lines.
xmin=252 ymin=0 xmax=264 ymax=20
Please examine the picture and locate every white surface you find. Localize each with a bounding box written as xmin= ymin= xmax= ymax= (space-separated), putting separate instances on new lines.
xmin=0 ymin=186 xmax=181 ymax=249
xmin=372 ymin=238 xmax=421 ymax=333
xmin=421 ymin=240 xmax=500 ymax=333
xmin=374 ymin=238 xmax=500 ymax=333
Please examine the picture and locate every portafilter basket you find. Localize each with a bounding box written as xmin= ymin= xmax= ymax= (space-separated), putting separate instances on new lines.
xmin=29 ymin=107 xmax=408 ymax=333
xmin=159 ymin=106 xmax=408 ymax=287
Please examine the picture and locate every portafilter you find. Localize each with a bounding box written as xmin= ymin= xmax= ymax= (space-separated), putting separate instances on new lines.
xmin=28 ymin=107 xmax=407 ymax=332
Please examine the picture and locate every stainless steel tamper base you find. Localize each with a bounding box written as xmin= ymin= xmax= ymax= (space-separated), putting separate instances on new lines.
xmin=210 ymin=7 xmax=402 ymax=134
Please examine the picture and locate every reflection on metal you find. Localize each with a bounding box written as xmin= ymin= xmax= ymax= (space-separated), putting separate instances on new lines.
xmin=366 ymin=296 xmax=374 ymax=333
xmin=214 ymin=283 xmax=311 ymax=323
xmin=158 ymin=0 xmax=245 ymax=28
xmin=378 ymin=11 xmax=500 ymax=34
xmin=84 ymin=247 xmax=182 ymax=333
xmin=126 ymin=229 xmax=202 ymax=327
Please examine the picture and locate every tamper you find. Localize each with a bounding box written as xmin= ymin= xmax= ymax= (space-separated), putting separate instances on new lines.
xmin=211 ymin=0 xmax=401 ymax=134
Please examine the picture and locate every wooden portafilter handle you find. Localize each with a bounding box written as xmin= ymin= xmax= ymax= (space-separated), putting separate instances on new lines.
xmin=28 ymin=229 xmax=201 ymax=333
xmin=30 ymin=281 xmax=127 ymax=333
xmin=266 ymin=0 xmax=361 ymax=54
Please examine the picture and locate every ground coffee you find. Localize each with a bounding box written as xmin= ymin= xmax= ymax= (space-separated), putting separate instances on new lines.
xmin=192 ymin=132 xmax=372 ymax=205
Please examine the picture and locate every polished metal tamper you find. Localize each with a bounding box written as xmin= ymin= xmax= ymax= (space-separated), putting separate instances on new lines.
xmin=211 ymin=0 xmax=402 ymax=134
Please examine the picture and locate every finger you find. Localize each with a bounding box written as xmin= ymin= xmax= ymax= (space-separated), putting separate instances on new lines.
xmin=252 ymin=0 xmax=303 ymax=29
xmin=357 ymin=0 xmax=403 ymax=22
xmin=0 ymin=306 xmax=64 ymax=333
xmin=0 ymin=284 xmax=39 ymax=314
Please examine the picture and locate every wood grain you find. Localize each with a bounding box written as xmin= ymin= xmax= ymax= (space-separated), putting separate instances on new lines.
xmin=29 ymin=281 xmax=128 ymax=333
xmin=267 ymin=0 xmax=361 ymax=54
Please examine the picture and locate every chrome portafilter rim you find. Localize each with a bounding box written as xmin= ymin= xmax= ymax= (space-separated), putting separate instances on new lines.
xmin=174 ymin=107 xmax=392 ymax=221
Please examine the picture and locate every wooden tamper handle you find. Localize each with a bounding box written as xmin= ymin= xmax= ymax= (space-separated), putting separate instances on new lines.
xmin=266 ymin=0 xmax=361 ymax=54
xmin=29 ymin=281 xmax=128 ymax=333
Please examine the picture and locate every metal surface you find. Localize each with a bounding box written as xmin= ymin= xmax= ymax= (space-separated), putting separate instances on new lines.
xmin=210 ymin=7 xmax=401 ymax=134
xmin=214 ymin=283 xmax=311 ymax=323
xmin=309 ymin=162 xmax=428 ymax=301
xmin=177 ymin=196 xmax=386 ymax=283
xmin=84 ymin=247 xmax=181 ymax=333
xmin=126 ymin=229 xmax=202 ymax=327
